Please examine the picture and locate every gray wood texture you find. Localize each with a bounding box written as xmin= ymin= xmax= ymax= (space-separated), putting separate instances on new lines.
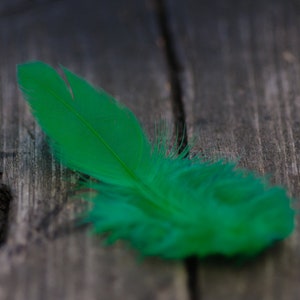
xmin=167 ymin=0 xmax=300 ymax=299
xmin=0 ymin=1 xmax=188 ymax=299
xmin=1 ymin=0 xmax=300 ymax=299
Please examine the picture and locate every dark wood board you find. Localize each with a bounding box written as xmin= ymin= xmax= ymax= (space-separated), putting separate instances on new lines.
xmin=2 ymin=0 xmax=300 ymax=299
xmin=0 ymin=1 xmax=188 ymax=299
xmin=167 ymin=0 xmax=300 ymax=299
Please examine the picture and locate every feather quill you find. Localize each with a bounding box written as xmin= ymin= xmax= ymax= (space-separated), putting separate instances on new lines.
xmin=17 ymin=61 xmax=294 ymax=259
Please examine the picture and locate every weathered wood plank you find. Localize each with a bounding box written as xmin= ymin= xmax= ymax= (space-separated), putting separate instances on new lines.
xmin=167 ymin=0 xmax=300 ymax=299
xmin=0 ymin=0 xmax=31 ymax=15
xmin=0 ymin=1 xmax=188 ymax=299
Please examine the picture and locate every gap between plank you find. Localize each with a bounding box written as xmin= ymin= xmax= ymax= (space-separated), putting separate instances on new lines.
xmin=154 ymin=1 xmax=199 ymax=300
xmin=154 ymin=0 xmax=188 ymax=151
xmin=0 ymin=183 xmax=12 ymax=246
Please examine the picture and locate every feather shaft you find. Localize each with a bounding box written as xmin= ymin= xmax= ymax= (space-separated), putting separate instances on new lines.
xmin=18 ymin=62 xmax=182 ymax=219
xmin=18 ymin=62 xmax=152 ymax=187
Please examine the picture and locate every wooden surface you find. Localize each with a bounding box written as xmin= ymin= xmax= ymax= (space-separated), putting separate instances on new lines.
xmin=0 ymin=0 xmax=299 ymax=299
xmin=168 ymin=0 xmax=300 ymax=299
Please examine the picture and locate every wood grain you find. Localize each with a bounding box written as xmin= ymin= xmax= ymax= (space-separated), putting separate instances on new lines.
xmin=3 ymin=0 xmax=300 ymax=299
xmin=167 ymin=0 xmax=300 ymax=299
xmin=0 ymin=1 xmax=188 ymax=299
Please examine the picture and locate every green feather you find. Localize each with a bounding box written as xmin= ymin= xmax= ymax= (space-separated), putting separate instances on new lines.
xmin=18 ymin=62 xmax=152 ymax=187
xmin=17 ymin=61 xmax=295 ymax=259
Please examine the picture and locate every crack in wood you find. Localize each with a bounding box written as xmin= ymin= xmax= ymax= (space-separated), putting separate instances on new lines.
xmin=0 ymin=183 xmax=12 ymax=246
xmin=185 ymin=256 xmax=200 ymax=300
xmin=154 ymin=1 xmax=199 ymax=299
xmin=154 ymin=0 xmax=188 ymax=152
